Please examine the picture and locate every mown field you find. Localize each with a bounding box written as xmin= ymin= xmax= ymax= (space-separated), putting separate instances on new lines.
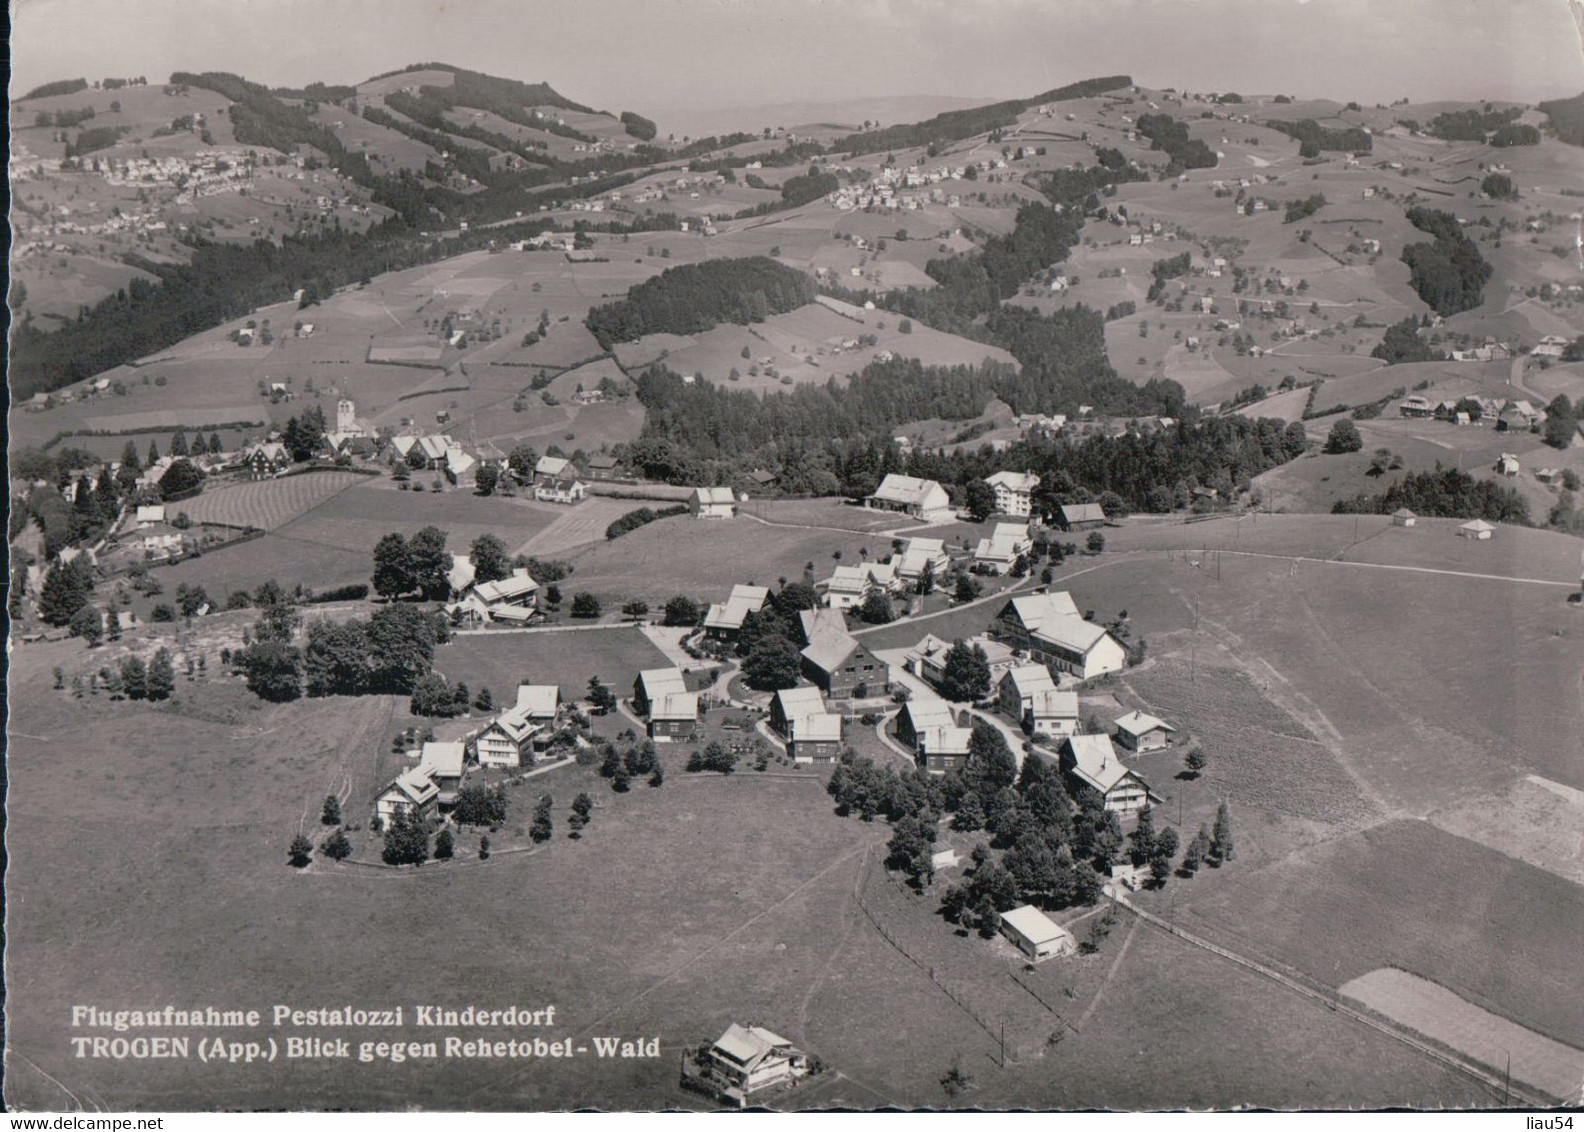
xmin=433 ymin=625 xmax=673 ymax=703
xmin=172 ymin=471 xmax=371 ymax=530
xmin=1174 ymin=819 xmax=1584 ymax=1052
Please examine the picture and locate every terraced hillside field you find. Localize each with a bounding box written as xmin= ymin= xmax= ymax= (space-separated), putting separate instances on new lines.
xmin=174 ymin=471 xmax=371 ymax=529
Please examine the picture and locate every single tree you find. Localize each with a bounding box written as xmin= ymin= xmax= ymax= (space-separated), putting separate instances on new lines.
xmin=662 ymin=594 xmax=702 ymax=626
xmin=1185 ymin=747 xmax=1208 ymax=777
xmin=469 ymin=533 xmax=512 ymax=585
xmin=939 ymin=640 xmax=992 ymax=702
xmin=1325 ymin=418 xmax=1363 ymax=454
xmin=587 ymin=676 xmax=617 ymax=714
xmin=964 ymin=479 xmax=997 ymax=522
xmin=1211 ymin=801 xmax=1235 ymax=862
xmin=70 ymin=604 xmax=104 ymax=646
xmin=321 ymin=829 xmax=352 ymax=861
xmin=434 ymin=828 xmax=455 ymax=859
xmin=288 ymin=834 xmax=314 ymax=868
xmin=570 ymin=592 xmax=602 ymax=619
xmin=321 ymin=795 xmax=343 ymax=826
xmin=621 ymin=599 xmax=650 ymax=621
xmin=145 ymin=647 xmax=176 ymax=701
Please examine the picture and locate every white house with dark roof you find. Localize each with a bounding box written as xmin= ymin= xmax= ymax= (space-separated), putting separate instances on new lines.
xmin=985 ymin=470 xmax=1040 ymax=517
xmin=1459 ymin=519 xmax=1495 ymax=540
xmin=865 ymin=474 xmax=953 ymax=522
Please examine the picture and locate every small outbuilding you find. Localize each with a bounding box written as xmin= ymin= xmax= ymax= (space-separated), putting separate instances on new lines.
xmin=999 ymin=904 xmax=1076 ymax=961
xmin=1458 ymin=519 xmax=1495 ymax=540
xmin=1391 ymin=508 xmax=1417 ymax=527
xmin=1113 ymin=710 xmax=1176 ymax=753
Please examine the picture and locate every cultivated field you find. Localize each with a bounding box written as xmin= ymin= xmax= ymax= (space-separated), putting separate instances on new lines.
xmin=1340 ymin=968 xmax=1584 ymax=1105
xmin=433 ymin=625 xmax=674 ymax=701
xmin=172 ymin=471 xmax=371 ymax=530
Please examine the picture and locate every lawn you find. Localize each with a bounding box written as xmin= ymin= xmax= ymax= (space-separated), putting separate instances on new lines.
xmin=1173 ymin=819 xmax=1584 ymax=1051
xmin=433 ymin=625 xmax=675 ymax=704
xmin=273 ymin=479 xmax=559 ymax=558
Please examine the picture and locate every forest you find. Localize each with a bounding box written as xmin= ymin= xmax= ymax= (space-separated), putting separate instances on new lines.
xmin=1265 ymin=119 xmax=1372 ymax=155
xmin=1399 ymin=206 xmax=1492 ymax=316
xmin=584 ymin=257 xmax=816 ymax=347
xmin=826 ymin=75 xmax=1132 ymax=156
xmin=1134 ymin=113 xmax=1218 ymax=171
xmin=1330 ymin=467 xmax=1530 ymax=524
xmin=1538 ymin=92 xmax=1584 ymax=146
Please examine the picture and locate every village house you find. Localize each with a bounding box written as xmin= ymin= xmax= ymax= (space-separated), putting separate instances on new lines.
xmin=699 ymin=1024 xmax=811 ymax=1108
xmin=533 ymin=455 xmax=588 ymax=504
xmin=1056 ymin=502 xmax=1107 ymax=531
xmin=690 ymin=486 xmax=737 ymax=519
xmin=1533 ymin=335 xmax=1570 ymax=359
xmin=1112 ymin=710 xmax=1176 ymax=753
xmin=450 ymin=568 xmax=540 ymax=624
xmin=972 ymin=522 xmax=1033 ymax=574
xmin=472 ymin=684 xmax=559 ymax=768
xmin=998 ymin=665 xmax=1078 ymax=738
xmin=819 ymin=561 xmax=898 ymax=611
xmin=633 ymin=668 xmax=698 ymax=740
xmin=991 ymin=592 xmax=1126 ymax=681
xmin=865 ymin=474 xmax=954 ymax=522
xmin=374 ymin=766 xmax=440 ymax=826
xmin=918 ymin=723 xmax=973 ymax=773
xmin=244 ymin=441 xmax=292 ymax=479
xmin=906 ymin=633 xmax=1016 ymax=691
xmin=703 ymin=584 xmax=771 ymax=639
xmin=1000 ymin=904 xmax=1077 ymax=961
xmin=140 ymin=523 xmax=186 ymax=557
xmin=419 ymin=741 xmax=467 ymax=807
xmin=799 ymin=625 xmax=889 ymax=700
xmin=769 ymin=686 xmax=844 ymax=763
xmin=892 ymin=537 xmax=952 ymax=585
xmin=1059 ymin=734 xmax=1152 ymax=814
xmin=1495 ymin=453 xmax=1520 ymax=478
xmin=896 ymin=696 xmax=957 ymax=756
xmin=984 ymin=470 xmax=1041 ymax=517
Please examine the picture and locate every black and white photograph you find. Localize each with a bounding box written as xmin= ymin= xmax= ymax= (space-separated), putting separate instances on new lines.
xmin=6 ymin=0 xmax=1584 ymax=1115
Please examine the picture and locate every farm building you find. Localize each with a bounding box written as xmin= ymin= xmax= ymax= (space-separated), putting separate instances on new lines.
xmin=697 ymin=1024 xmax=811 ymax=1108
xmin=973 ymin=522 xmax=1032 ymax=574
xmin=375 ymin=766 xmax=440 ymax=826
xmin=892 ymin=537 xmax=952 ymax=584
xmin=1059 ymin=735 xmax=1152 ymax=814
xmin=992 ymin=593 xmax=1126 ymax=681
xmin=447 ymin=555 xmax=477 ymax=598
xmin=985 ymin=470 xmax=1040 ymax=517
xmin=865 ymin=474 xmax=953 ymax=522
xmin=690 ymin=486 xmax=737 ymax=519
xmin=704 ymin=584 xmax=771 ymax=638
xmin=1000 ymin=905 xmax=1076 ymax=961
xmin=1459 ymin=519 xmax=1495 ymax=540
xmin=1391 ymin=509 xmax=1418 ymax=528
xmin=1057 ymin=503 xmax=1107 ymax=531
xmin=1113 ymin=710 xmax=1176 ymax=753
xmin=513 ymin=684 xmax=560 ymax=722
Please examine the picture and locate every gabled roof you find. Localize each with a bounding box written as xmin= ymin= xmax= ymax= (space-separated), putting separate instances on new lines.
xmin=1063 ymin=734 xmax=1137 ymax=793
xmin=652 ymin=691 xmax=698 ymax=721
xmin=704 ymin=584 xmax=771 ymax=630
xmin=985 ymin=470 xmax=1040 ymax=493
xmin=1003 ymin=664 xmax=1058 ymax=698
xmin=483 ymin=711 xmax=538 ymax=744
xmin=418 ymin=435 xmax=451 ymax=461
xmin=791 ymin=713 xmax=843 ymax=743
xmin=869 ymin=473 xmax=949 ymax=507
xmin=1114 ymin=710 xmax=1174 ymax=738
xmin=712 ymin=1024 xmax=796 ymax=1070
xmin=1029 ymin=689 xmax=1079 ymax=719
xmin=1001 ymin=904 xmax=1070 ymax=946
xmin=920 ymin=725 xmax=972 ymax=756
xmin=801 ymin=632 xmax=860 ymax=674
xmin=1461 ymin=519 xmax=1496 ymax=533
xmin=135 ymin=504 xmax=166 ymax=523
xmin=775 ymin=685 xmax=828 ymax=720
xmin=474 ymin=569 xmax=538 ymax=604
xmin=513 ymin=684 xmax=559 ymax=718
xmin=447 ymin=449 xmax=477 ymax=477
xmin=902 ymin=697 xmax=956 ymax=733
xmin=385 ymin=766 xmax=440 ymax=806
xmin=637 ymin=667 xmax=688 ymax=703
xmin=1032 ymin=614 xmax=1113 ymax=655
xmin=447 ymin=554 xmax=476 ymax=594
xmin=419 ymin=741 xmax=466 ymax=779
xmin=1002 ymin=592 xmax=1080 ymax=633
xmin=798 ymin=607 xmax=849 ymax=647
xmin=1059 ymin=502 xmax=1106 ymax=524
xmin=692 ymin=485 xmax=736 ymax=505
xmin=535 ymin=455 xmax=571 ymax=477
